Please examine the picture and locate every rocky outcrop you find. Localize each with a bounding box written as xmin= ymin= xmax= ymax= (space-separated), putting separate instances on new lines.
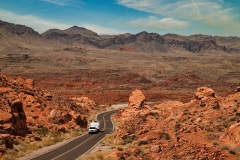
xmin=237 ymin=86 xmax=240 ymax=92
xmin=195 ymin=86 xmax=215 ymax=100
xmin=111 ymin=87 xmax=239 ymax=159
xmin=0 ymin=72 xmax=96 ymax=154
xmin=221 ymin=123 xmax=240 ymax=146
xmin=128 ymin=89 xmax=146 ymax=109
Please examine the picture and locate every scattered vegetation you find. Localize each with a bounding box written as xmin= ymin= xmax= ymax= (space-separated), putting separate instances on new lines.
xmin=175 ymin=121 xmax=181 ymax=131
xmin=200 ymin=103 xmax=206 ymax=108
xmin=159 ymin=132 xmax=171 ymax=140
xmin=213 ymin=103 xmax=220 ymax=110
xmin=212 ymin=140 xmax=219 ymax=146
xmin=35 ymin=127 xmax=49 ymax=137
xmin=2 ymin=128 xmax=85 ymax=160
xmin=138 ymin=140 xmax=149 ymax=146
xmin=78 ymin=151 xmax=116 ymax=160
xmin=229 ymin=147 xmax=240 ymax=156
xmin=219 ymin=144 xmax=230 ymax=151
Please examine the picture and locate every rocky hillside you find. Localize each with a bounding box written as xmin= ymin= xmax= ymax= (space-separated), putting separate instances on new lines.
xmin=0 ymin=20 xmax=40 ymax=37
xmin=0 ymin=71 xmax=97 ymax=156
xmin=110 ymin=87 xmax=240 ymax=159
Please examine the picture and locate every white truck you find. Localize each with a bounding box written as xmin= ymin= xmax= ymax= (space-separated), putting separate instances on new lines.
xmin=88 ymin=121 xmax=100 ymax=134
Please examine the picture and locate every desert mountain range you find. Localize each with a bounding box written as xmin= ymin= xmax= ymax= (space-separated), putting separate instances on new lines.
xmin=1 ymin=20 xmax=240 ymax=54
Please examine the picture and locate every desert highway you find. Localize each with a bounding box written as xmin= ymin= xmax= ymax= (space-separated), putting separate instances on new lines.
xmin=32 ymin=109 xmax=118 ymax=160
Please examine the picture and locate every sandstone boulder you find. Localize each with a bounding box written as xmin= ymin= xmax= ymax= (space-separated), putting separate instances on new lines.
xmin=195 ymin=87 xmax=215 ymax=100
xmin=24 ymin=79 xmax=34 ymax=90
xmin=150 ymin=145 xmax=161 ymax=153
xmin=128 ymin=89 xmax=146 ymax=109
xmin=237 ymin=86 xmax=240 ymax=92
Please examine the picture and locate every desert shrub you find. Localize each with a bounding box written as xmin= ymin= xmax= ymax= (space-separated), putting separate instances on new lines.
xmin=212 ymin=140 xmax=219 ymax=146
xmin=219 ymin=145 xmax=230 ymax=151
xmin=183 ymin=109 xmax=189 ymax=115
xmin=175 ymin=121 xmax=181 ymax=131
xmin=137 ymin=113 xmax=147 ymax=121
xmin=213 ymin=103 xmax=220 ymax=110
xmin=35 ymin=127 xmax=49 ymax=137
xmin=78 ymin=151 xmax=116 ymax=160
xmin=228 ymin=116 xmax=236 ymax=122
xmin=214 ymin=120 xmax=230 ymax=131
xmin=1 ymin=149 xmax=18 ymax=160
xmin=229 ymin=147 xmax=240 ymax=155
xmin=206 ymin=132 xmax=218 ymax=140
xmin=122 ymin=134 xmax=136 ymax=144
xmin=172 ymin=154 xmax=179 ymax=160
xmin=138 ymin=140 xmax=149 ymax=146
xmin=199 ymin=156 xmax=207 ymax=160
xmin=159 ymin=132 xmax=171 ymax=140
xmin=236 ymin=112 xmax=240 ymax=117
xmin=26 ymin=103 xmax=32 ymax=108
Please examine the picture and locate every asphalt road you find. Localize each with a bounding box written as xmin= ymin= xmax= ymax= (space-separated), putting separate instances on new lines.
xmin=32 ymin=109 xmax=117 ymax=160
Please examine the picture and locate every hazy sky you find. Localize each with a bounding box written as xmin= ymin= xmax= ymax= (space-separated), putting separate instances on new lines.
xmin=0 ymin=0 xmax=239 ymax=36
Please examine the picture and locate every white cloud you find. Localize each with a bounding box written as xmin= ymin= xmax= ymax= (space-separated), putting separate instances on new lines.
xmin=0 ymin=9 xmax=71 ymax=33
xmin=117 ymin=0 xmax=223 ymax=20
xmin=41 ymin=0 xmax=69 ymax=6
xmin=117 ymin=0 xmax=240 ymax=31
xmin=81 ymin=24 xmax=126 ymax=35
xmin=128 ymin=16 xmax=190 ymax=30
xmin=0 ymin=9 xmax=126 ymax=35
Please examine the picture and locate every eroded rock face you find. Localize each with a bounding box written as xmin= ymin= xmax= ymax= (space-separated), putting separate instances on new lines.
xmin=0 ymin=72 xmax=95 ymax=155
xmin=0 ymin=88 xmax=28 ymax=137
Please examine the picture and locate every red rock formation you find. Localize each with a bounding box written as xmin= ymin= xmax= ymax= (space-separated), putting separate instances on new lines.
xmin=195 ymin=86 xmax=215 ymax=100
xmin=111 ymin=87 xmax=240 ymax=159
xmin=128 ymin=89 xmax=146 ymax=108
xmin=0 ymin=72 xmax=96 ymax=155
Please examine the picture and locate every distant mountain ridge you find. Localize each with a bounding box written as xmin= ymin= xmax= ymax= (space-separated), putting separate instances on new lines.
xmin=0 ymin=20 xmax=41 ymax=37
xmin=1 ymin=20 xmax=240 ymax=54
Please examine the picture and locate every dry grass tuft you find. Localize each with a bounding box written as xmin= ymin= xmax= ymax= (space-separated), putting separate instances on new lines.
xmin=2 ymin=129 xmax=85 ymax=160
xmin=78 ymin=151 xmax=116 ymax=160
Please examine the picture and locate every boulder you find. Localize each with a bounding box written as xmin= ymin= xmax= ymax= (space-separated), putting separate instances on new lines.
xmin=237 ymin=86 xmax=240 ymax=92
xmin=128 ymin=89 xmax=146 ymax=109
xmin=195 ymin=87 xmax=215 ymax=100
xmin=150 ymin=145 xmax=161 ymax=153
xmin=24 ymin=79 xmax=34 ymax=90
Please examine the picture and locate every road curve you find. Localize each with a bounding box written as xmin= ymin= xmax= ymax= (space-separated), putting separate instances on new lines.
xmin=32 ymin=110 xmax=118 ymax=160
